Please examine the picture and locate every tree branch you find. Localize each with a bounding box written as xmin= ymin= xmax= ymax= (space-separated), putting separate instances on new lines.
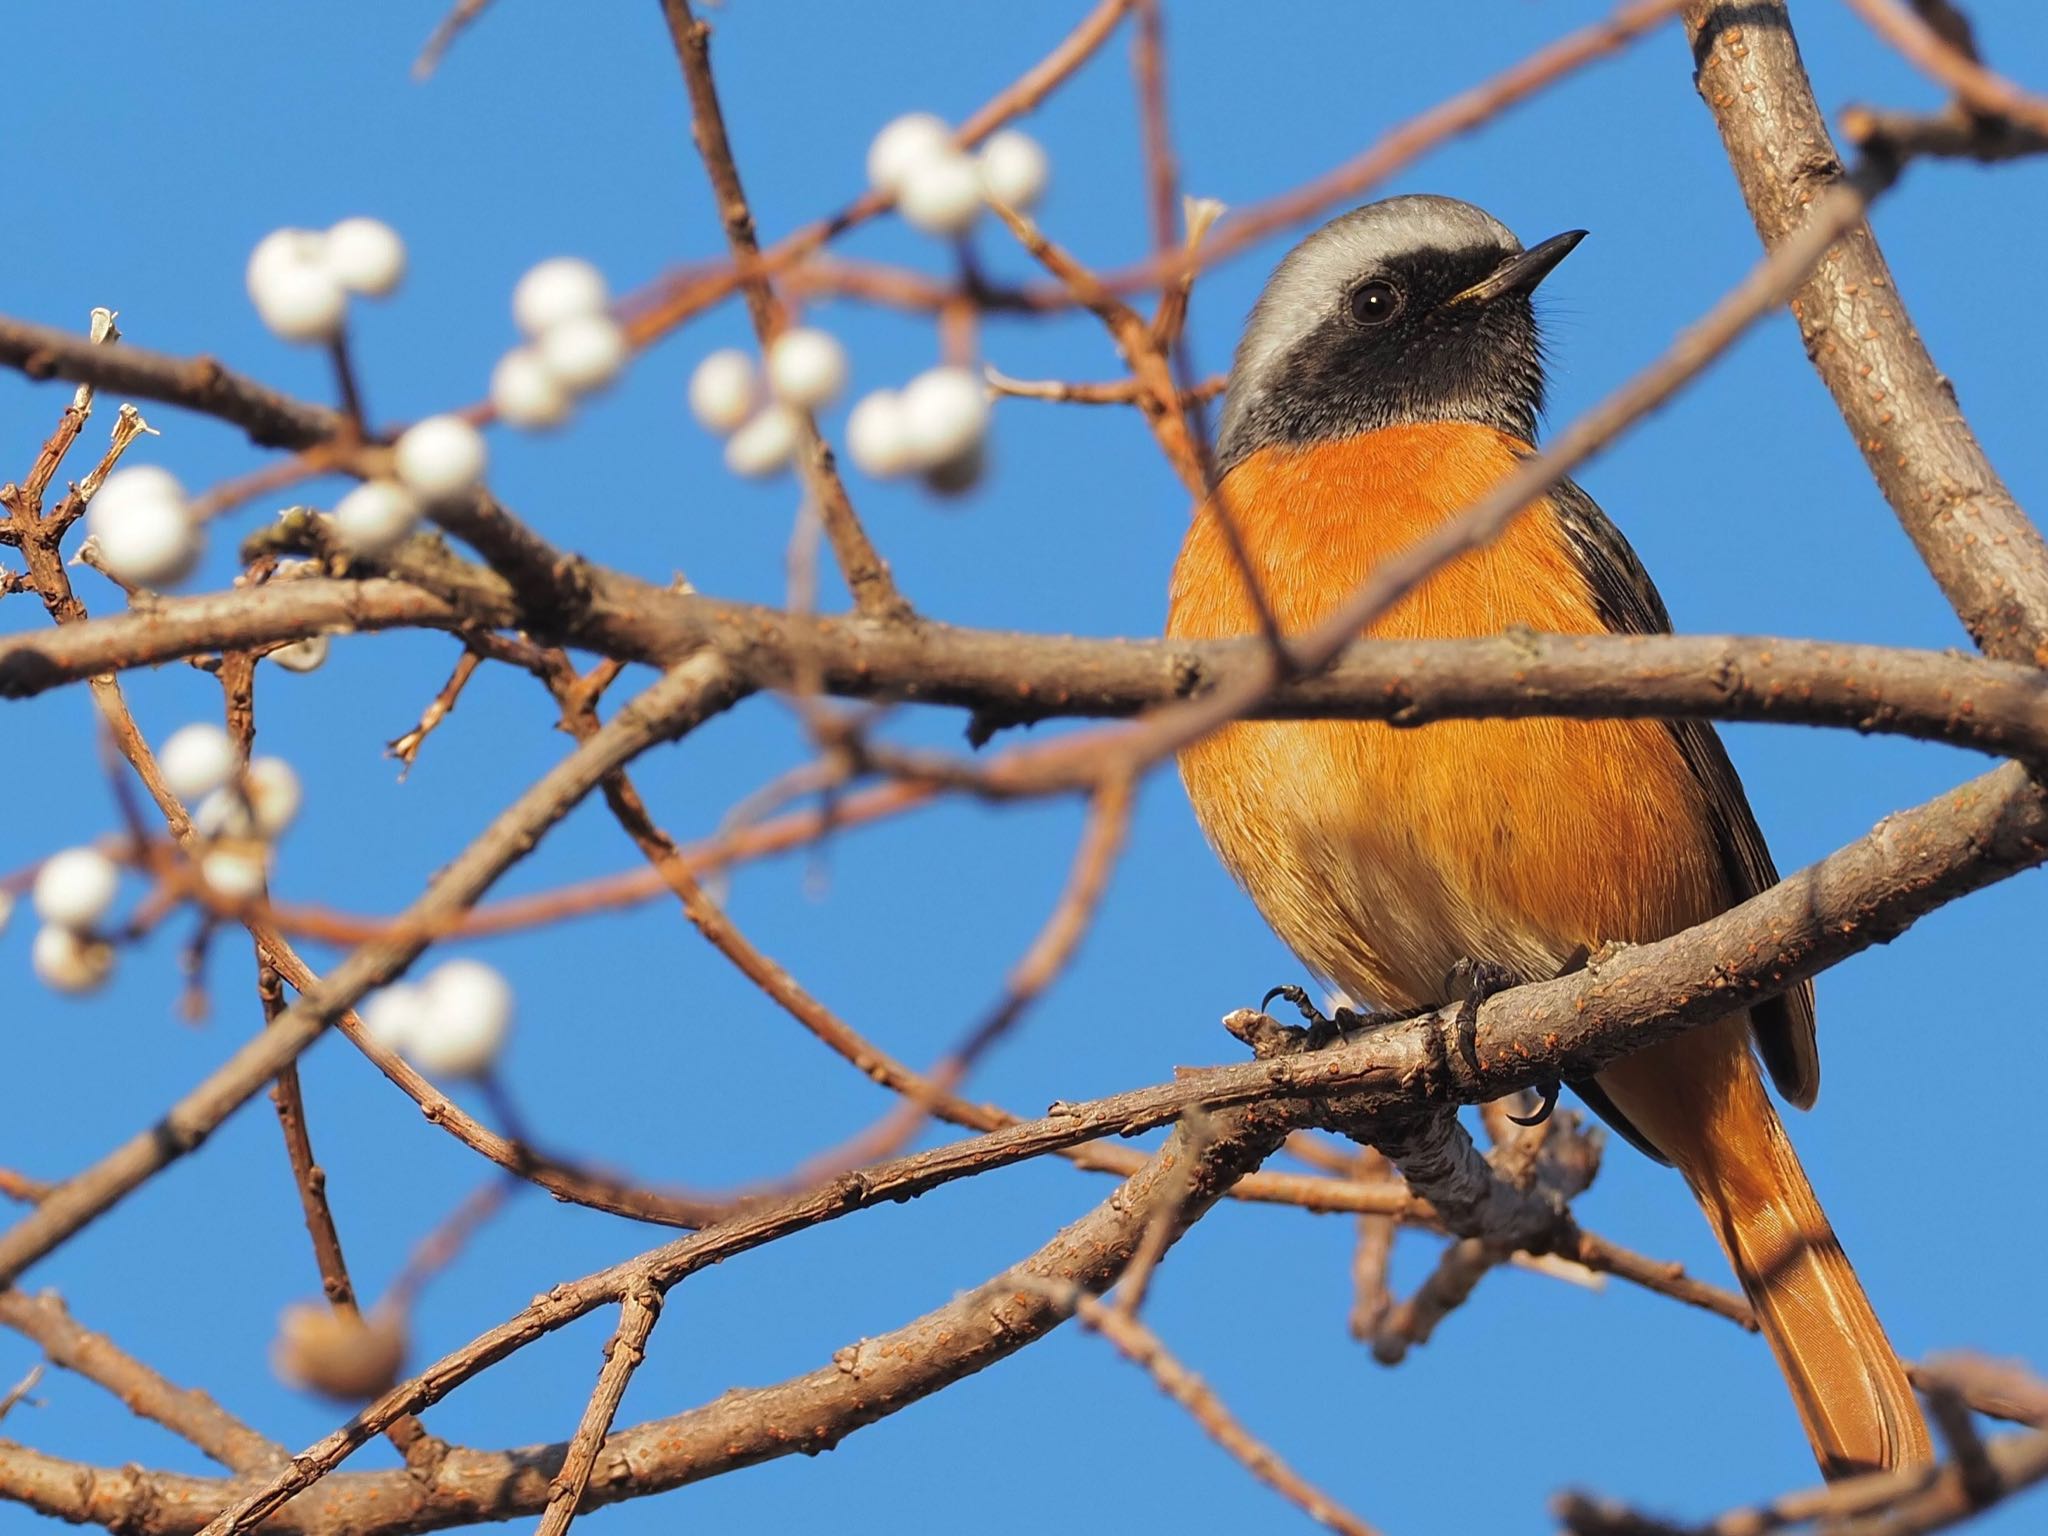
xmin=0 ymin=1289 xmax=285 ymax=1474
xmin=0 ymin=655 xmax=746 ymax=1287
xmin=0 ymin=316 xmax=343 ymax=450
xmin=657 ymin=0 xmax=909 ymax=623
xmin=5 ymin=574 xmax=2047 ymax=769
xmin=1684 ymin=0 xmax=2048 ymax=663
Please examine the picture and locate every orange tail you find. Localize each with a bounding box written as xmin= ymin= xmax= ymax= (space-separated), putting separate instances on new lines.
xmin=1596 ymin=1018 xmax=1932 ymax=1478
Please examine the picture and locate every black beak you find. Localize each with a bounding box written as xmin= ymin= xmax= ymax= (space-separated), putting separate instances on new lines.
xmin=1445 ymin=229 xmax=1587 ymax=306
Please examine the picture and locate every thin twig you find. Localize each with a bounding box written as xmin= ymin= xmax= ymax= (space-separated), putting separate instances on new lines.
xmin=1116 ymin=1109 xmax=1217 ymax=1317
xmin=415 ymin=0 xmax=501 ymax=78
xmin=0 ymin=656 xmax=747 ymax=1286
xmin=383 ymin=1178 xmax=517 ymax=1315
xmin=1130 ymin=0 xmax=1180 ymax=258
xmin=1021 ymin=1276 xmax=1382 ymax=1536
xmin=985 ymin=366 xmax=1225 ymax=406
xmin=387 ymin=647 xmax=484 ymax=776
xmin=1841 ymin=0 xmax=2048 ymax=135
xmin=533 ymin=1287 xmax=662 ymax=1536
xmin=657 ymin=0 xmax=910 ymax=624
xmin=0 ymin=1366 xmax=41 ymax=1425
xmin=1346 ymin=1148 xmax=1398 ymax=1342
xmin=0 ymin=1289 xmax=286 ymax=1472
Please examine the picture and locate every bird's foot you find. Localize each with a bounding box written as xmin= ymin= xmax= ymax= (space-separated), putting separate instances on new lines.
xmin=1260 ymin=983 xmax=1388 ymax=1052
xmin=1443 ymin=957 xmax=1516 ymax=1075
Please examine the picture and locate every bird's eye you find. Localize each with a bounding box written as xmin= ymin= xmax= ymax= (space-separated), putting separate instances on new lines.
xmin=1348 ymin=279 xmax=1402 ymax=325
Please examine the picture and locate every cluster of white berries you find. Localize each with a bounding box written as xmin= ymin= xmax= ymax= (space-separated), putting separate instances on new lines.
xmin=170 ymin=724 xmax=303 ymax=902
xmin=17 ymin=725 xmax=306 ymax=996
xmin=489 ymin=258 xmax=628 ymax=431
xmin=689 ymin=339 xmax=987 ymax=492
xmin=688 ymin=327 xmax=847 ymax=478
xmin=845 ymin=366 xmax=989 ymax=491
xmin=359 ymin=957 xmax=514 ymax=1079
xmin=329 ymin=412 xmax=488 ymax=557
xmin=27 ymin=845 xmax=120 ymax=994
xmin=246 ymin=218 xmax=406 ymax=343
xmin=866 ymin=114 xmax=1049 ymax=234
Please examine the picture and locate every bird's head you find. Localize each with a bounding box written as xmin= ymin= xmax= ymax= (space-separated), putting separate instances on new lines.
xmin=1215 ymin=195 xmax=1584 ymax=471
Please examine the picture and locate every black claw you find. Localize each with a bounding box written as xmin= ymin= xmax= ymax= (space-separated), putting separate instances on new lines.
xmin=1261 ymin=983 xmax=1320 ymax=1024
xmin=1259 ymin=984 xmax=1383 ymax=1051
xmin=1506 ymin=1080 xmax=1561 ymax=1127
xmin=1444 ymin=957 xmax=1516 ymax=1076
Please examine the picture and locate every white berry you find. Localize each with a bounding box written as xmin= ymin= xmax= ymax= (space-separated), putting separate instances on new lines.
xmin=688 ymin=349 xmax=759 ymax=434
xmin=246 ymin=229 xmax=327 ymax=305
xmin=32 ymin=925 xmax=114 ymax=995
xmin=766 ymin=328 xmax=848 ymax=410
xmin=200 ymin=847 xmax=267 ymax=901
xmin=846 ymin=390 xmax=915 ymax=477
xmin=245 ymin=757 xmax=303 ymax=838
xmin=408 ymin=958 xmax=513 ymax=1077
xmin=251 ymin=256 xmax=347 ymax=343
xmin=194 ymin=790 xmax=244 ymax=838
xmin=898 ymin=151 xmax=984 ymax=236
xmin=33 ymin=847 xmax=120 ymax=930
xmin=868 ymin=113 xmax=954 ymax=195
xmin=333 ymin=480 xmax=423 ymax=553
xmin=321 ymin=217 xmax=406 ymax=297
xmin=160 ymin=723 xmax=238 ymax=801
xmin=88 ymin=467 xmax=200 ymax=588
xmin=977 ymin=129 xmax=1049 ymax=211
xmin=203 ymin=757 xmax=305 ymax=840
xmin=270 ymin=635 xmax=330 ymax=673
xmin=724 ymin=404 xmax=802 ymax=478
xmin=901 ymin=366 xmax=989 ymax=466
xmin=537 ymin=313 xmax=628 ymax=394
xmin=490 ymin=347 xmax=572 ymax=430
xmin=359 ymin=983 xmax=425 ymax=1054
xmin=392 ymin=416 xmax=486 ymax=499
xmin=90 ymin=464 xmax=183 ymax=516
xmin=513 ymin=257 xmax=608 ymax=337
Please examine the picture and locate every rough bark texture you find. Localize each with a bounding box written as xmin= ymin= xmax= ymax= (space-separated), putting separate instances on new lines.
xmin=1685 ymin=0 xmax=2048 ymax=663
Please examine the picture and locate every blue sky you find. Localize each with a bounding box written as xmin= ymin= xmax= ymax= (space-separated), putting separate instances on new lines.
xmin=3 ymin=3 xmax=2045 ymax=1532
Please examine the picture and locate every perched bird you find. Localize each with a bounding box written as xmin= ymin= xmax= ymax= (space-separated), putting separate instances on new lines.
xmin=1166 ymin=194 xmax=1930 ymax=1477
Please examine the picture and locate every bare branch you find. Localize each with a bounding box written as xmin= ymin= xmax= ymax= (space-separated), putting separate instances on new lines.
xmin=532 ymin=1286 xmax=661 ymax=1536
xmin=1685 ymin=0 xmax=2048 ymax=661
xmin=9 ymin=574 xmax=2048 ymax=778
xmin=414 ymin=0 xmax=500 ymax=78
xmin=0 ymin=1289 xmax=286 ymax=1473
xmin=1025 ymin=1276 xmax=1382 ymax=1536
xmin=657 ymin=0 xmax=909 ymax=623
xmin=0 ymin=655 xmax=746 ymax=1286
xmin=1841 ymin=0 xmax=2048 ymax=136
xmin=0 ymin=316 xmax=343 ymax=450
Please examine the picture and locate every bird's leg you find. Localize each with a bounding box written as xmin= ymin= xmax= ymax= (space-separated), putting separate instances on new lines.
xmin=1260 ymin=983 xmax=1394 ymax=1052
xmin=1443 ymin=957 xmax=1517 ymax=1079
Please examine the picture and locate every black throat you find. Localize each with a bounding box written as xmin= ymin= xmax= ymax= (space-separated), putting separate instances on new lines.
xmin=1217 ymin=244 xmax=1548 ymax=472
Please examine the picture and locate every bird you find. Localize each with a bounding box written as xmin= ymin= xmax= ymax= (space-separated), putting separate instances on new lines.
xmin=1165 ymin=194 xmax=1931 ymax=1478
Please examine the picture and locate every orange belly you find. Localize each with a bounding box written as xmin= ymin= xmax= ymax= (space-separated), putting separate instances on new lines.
xmin=1166 ymin=423 xmax=1729 ymax=1009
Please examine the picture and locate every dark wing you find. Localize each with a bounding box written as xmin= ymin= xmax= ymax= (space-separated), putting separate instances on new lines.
xmin=1549 ymin=478 xmax=1820 ymax=1119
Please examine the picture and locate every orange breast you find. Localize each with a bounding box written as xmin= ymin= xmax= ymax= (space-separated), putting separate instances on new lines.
xmin=1166 ymin=422 xmax=1728 ymax=1009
